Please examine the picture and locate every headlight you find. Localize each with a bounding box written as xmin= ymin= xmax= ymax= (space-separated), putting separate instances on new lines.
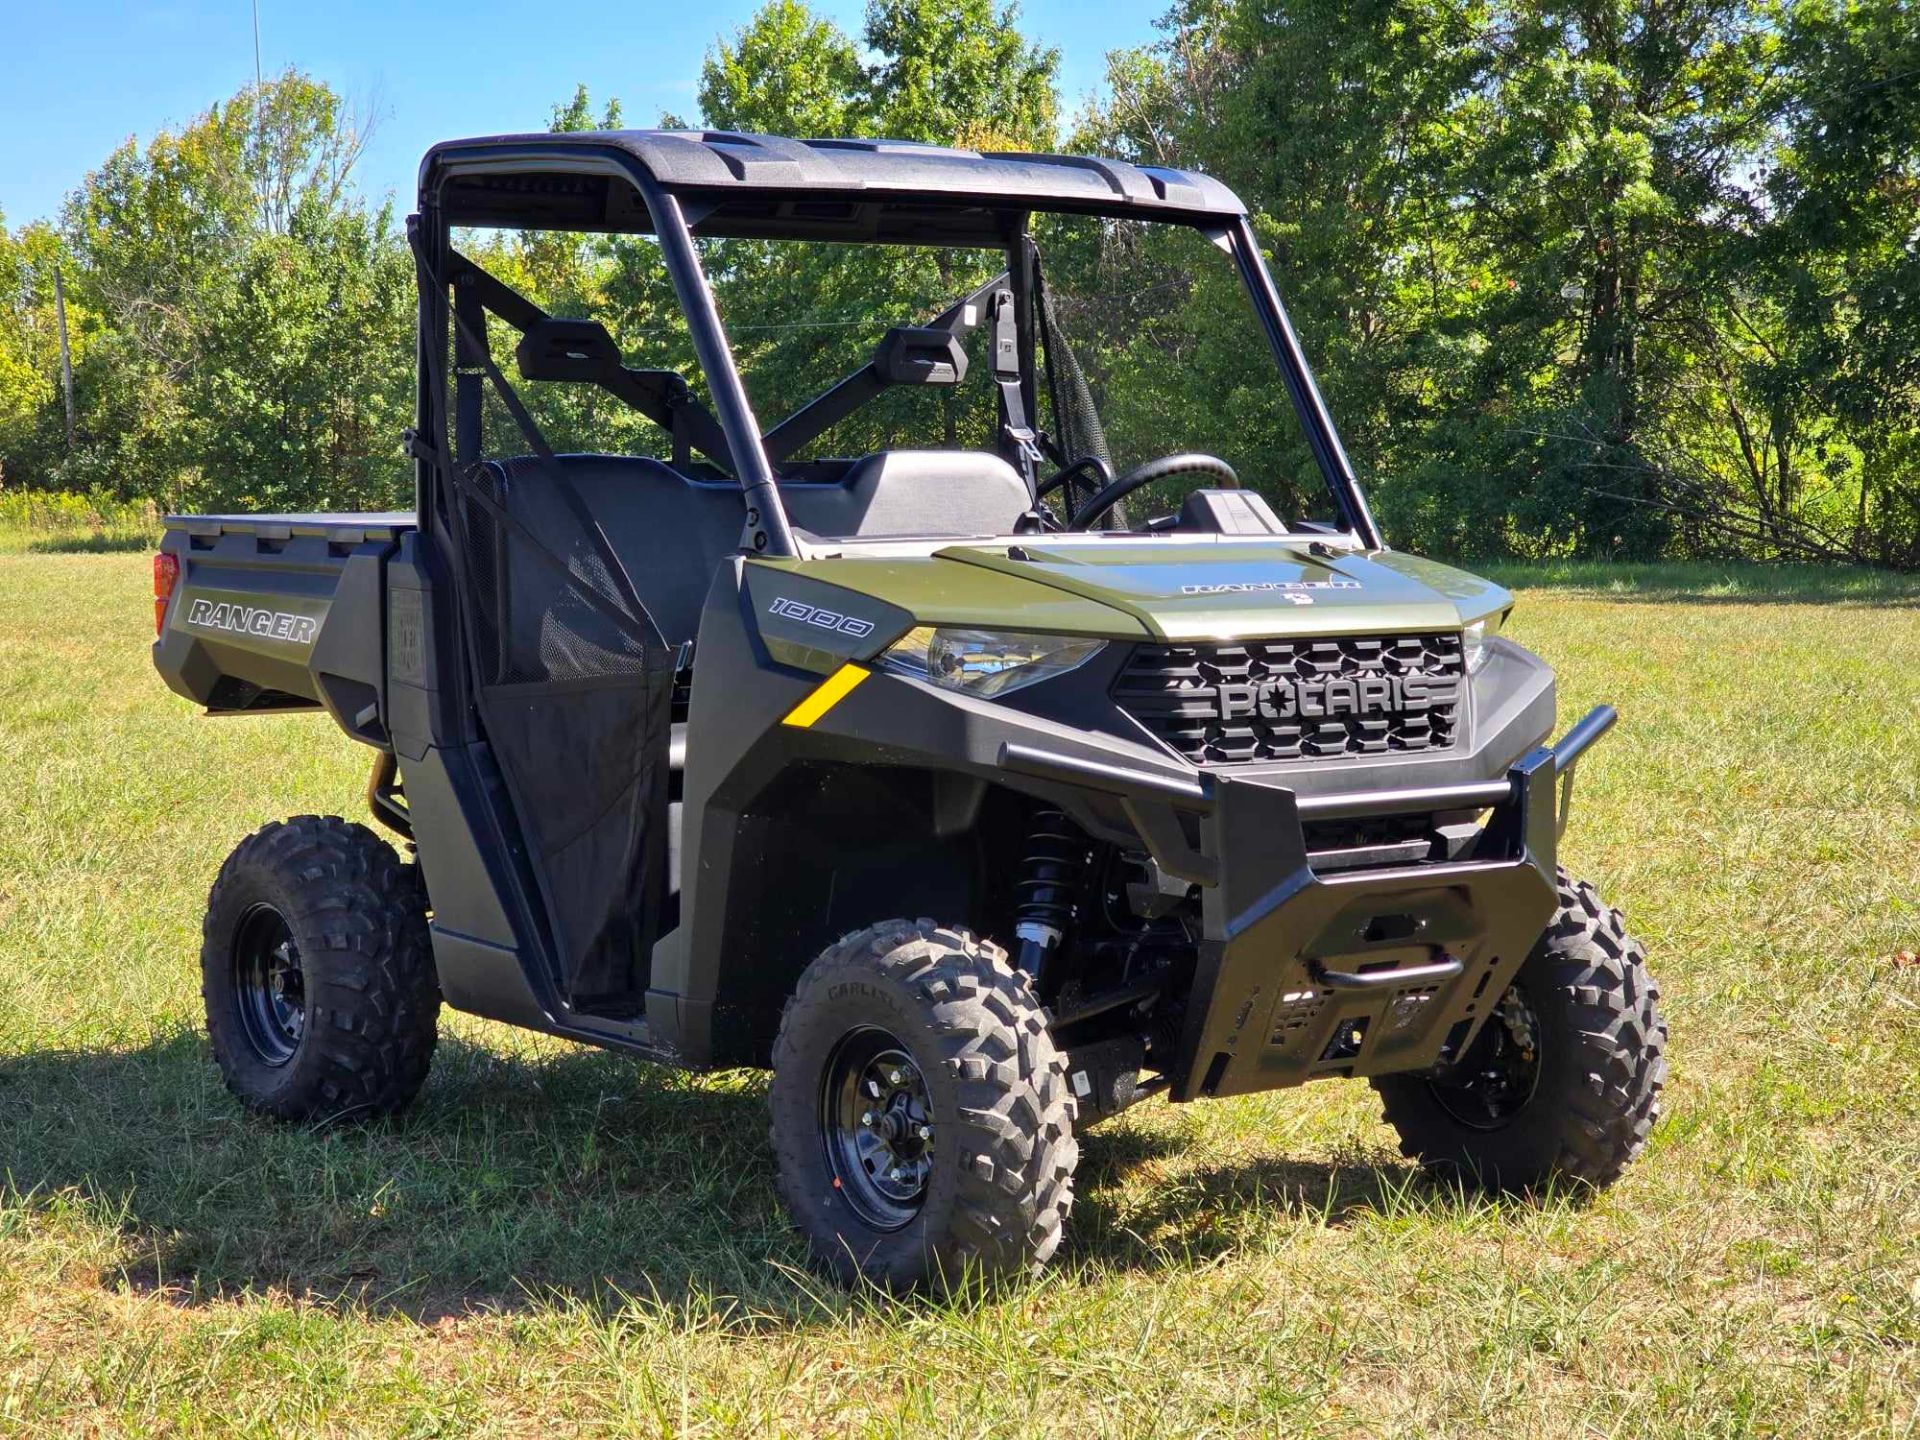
xmin=1463 ymin=610 xmax=1508 ymax=675
xmin=878 ymin=626 xmax=1105 ymax=698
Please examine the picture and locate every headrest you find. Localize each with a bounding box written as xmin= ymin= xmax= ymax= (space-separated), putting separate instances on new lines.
xmin=872 ymin=326 xmax=970 ymax=386
xmin=515 ymin=318 xmax=622 ymax=383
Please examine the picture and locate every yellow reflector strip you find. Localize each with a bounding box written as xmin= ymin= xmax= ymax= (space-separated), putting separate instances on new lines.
xmin=782 ymin=663 xmax=871 ymax=728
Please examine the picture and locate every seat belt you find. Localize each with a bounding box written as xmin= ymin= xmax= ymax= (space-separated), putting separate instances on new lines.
xmin=989 ymin=287 xmax=1043 ymax=493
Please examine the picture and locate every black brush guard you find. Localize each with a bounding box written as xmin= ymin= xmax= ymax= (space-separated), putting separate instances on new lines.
xmin=1002 ymin=706 xmax=1616 ymax=1101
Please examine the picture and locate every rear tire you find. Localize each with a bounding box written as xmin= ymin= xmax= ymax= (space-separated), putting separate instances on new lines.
xmin=201 ymin=815 xmax=440 ymax=1123
xmin=769 ymin=920 xmax=1078 ymax=1289
xmin=1374 ymin=869 xmax=1667 ymax=1191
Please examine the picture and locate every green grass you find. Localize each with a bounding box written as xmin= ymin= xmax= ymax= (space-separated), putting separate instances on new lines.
xmin=1481 ymin=559 xmax=1920 ymax=605
xmin=0 ymin=550 xmax=1915 ymax=1437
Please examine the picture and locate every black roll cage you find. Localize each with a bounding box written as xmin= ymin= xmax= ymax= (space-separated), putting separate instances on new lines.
xmin=409 ymin=139 xmax=1385 ymax=559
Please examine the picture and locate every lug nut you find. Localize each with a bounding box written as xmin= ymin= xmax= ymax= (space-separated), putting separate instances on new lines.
xmin=889 ymin=1167 xmax=904 ymax=1181
xmin=861 ymin=1111 xmax=873 ymax=1126
xmin=889 ymin=1069 xmax=904 ymax=1084
xmin=917 ymin=1125 xmax=933 ymax=1140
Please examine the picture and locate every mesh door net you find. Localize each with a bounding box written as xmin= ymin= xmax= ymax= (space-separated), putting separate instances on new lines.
xmin=407 ymin=231 xmax=680 ymax=1011
xmin=1037 ymin=282 xmax=1126 ymax=528
xmin=457 ymin=454 xmax=676 ymax=1011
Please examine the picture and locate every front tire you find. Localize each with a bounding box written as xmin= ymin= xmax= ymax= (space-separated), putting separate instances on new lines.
xmin=1374 ymin=869 xmax=1667 ymax=1191
xmin=202 ymin=815 xmax=440 ymax=1123
xmin=769 ymin=920 xmax=1078 ymax=1289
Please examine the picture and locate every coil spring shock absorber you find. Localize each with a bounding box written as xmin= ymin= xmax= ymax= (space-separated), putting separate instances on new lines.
xmin=1014 ymin=808 xmax=1092 ymax=988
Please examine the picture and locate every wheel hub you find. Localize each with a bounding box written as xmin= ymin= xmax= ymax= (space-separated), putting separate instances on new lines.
xmin=1426 ymin=984 xmax=1542 ymax=1131
xmin=821 ymin=1030 xmax=935 ymax=1230
xmin=233 ymin=903 xmax=305 ymax=1067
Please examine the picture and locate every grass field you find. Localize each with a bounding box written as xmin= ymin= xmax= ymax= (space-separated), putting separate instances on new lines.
xmin=0 ymin=540 xmax=1915 ymax=1437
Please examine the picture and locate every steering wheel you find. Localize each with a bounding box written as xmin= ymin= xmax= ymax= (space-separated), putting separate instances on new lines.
xmin=1067 ymin=453 xmax=1239 ymax=531
xmin=1035 ymin=454 xmax=1113 ymax=505
xmin=1027 ymin=455 xmax=1114 ymax=532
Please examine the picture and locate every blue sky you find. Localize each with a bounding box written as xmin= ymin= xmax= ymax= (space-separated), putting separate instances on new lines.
xmin=0 ymin=0 xmax=1168 ymax=228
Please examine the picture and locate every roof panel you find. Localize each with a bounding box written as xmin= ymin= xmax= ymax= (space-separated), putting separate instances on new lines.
xmin=421 ymin=129 xmax=1246 ymax=219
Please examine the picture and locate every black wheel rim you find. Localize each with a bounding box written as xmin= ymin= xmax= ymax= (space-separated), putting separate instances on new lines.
xmin=1427 ymin=984 xmax=1542 ymax=1131
xmin=232 ymin=903 xmax=305 ymax=1067
xmin=820 ymin=1027 xmax=934 ymax=1231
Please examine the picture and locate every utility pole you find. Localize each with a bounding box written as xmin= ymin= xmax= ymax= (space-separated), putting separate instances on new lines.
xmin=53 ymin=265 xmax=75 ymax=450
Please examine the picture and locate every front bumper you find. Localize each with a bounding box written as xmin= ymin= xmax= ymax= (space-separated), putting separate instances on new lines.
xmin=1001 ymin=706 xmax=1617 ymax=1100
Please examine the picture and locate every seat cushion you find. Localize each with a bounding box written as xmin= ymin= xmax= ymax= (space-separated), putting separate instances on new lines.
xmin=781 ymin=450 xmax=1030 ymax=539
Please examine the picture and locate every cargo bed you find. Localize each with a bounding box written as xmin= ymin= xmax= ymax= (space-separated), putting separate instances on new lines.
xmin=153 ymin=509 xmax=413 ymax=743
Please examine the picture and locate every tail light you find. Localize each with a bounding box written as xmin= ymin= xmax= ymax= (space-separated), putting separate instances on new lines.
xmin=152 ymin=551 xmax=179 ymax=636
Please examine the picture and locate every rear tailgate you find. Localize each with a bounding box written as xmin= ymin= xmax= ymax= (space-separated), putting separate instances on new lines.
xmin=152 ymin=511 xmax=415 ymax=744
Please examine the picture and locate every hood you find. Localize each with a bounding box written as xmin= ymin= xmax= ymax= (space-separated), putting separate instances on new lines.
xmin=933 ymin=538 xmax=1510 ymax=640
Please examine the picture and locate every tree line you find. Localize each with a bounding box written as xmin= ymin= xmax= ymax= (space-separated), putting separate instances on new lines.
xmin=0 ymin=0 xmax=1913 ymax=566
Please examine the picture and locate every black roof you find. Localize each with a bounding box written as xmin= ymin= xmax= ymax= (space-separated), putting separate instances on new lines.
xmin=421 ymin=130 xmax=1245 ymax=241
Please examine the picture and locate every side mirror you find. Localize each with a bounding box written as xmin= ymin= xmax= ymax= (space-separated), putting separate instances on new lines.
xmin=516 ymin=318 xmax=622 ymax=383
xmin=873 ymin=326 xmax=969 ymax=387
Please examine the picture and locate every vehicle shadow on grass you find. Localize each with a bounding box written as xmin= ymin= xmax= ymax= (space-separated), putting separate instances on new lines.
xmin=0 ymin=1032 xmax=1513 ymax=1319
xmin=0 ymin=1028 xmax=809 ymax=1321
xmin=1068 ymin=1122 xmax=1433 ymax=1273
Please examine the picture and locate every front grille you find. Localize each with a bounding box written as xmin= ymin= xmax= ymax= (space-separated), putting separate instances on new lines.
xmin=1113 ymin=633 xmax=1464 ymax=765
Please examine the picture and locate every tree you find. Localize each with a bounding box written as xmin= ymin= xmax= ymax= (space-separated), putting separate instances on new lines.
xmin=0 ymin=217 xmax=72 ymax=482
xmin=699 ymin=1 xmax=866 ymax=136
xmin=647 ymin=0 xmax=1058 ymax=452
xmin=864 ymin=0 xmax=1058 ymax=150
xmin=42 ymin=72 xmax=412 ymax=509
xmin=3 ymin=1 xmax=1911 ymax=569
xmin=1733 ymin=0 xmax=1920 ymax=565
xmin=1077 ymin=0 xmax=1920 ymax=565
xmin=550 ymin=84 xmax=623 ymax=134
xmin=1076 ymin=0 xmax=1509 ymax=539
xmin=1452 ymin=0 xmax=1776 ymax=557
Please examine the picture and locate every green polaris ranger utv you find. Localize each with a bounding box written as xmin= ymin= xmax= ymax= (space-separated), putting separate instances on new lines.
xmin=151 ymin=130 xmax=1666 ymax=1287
